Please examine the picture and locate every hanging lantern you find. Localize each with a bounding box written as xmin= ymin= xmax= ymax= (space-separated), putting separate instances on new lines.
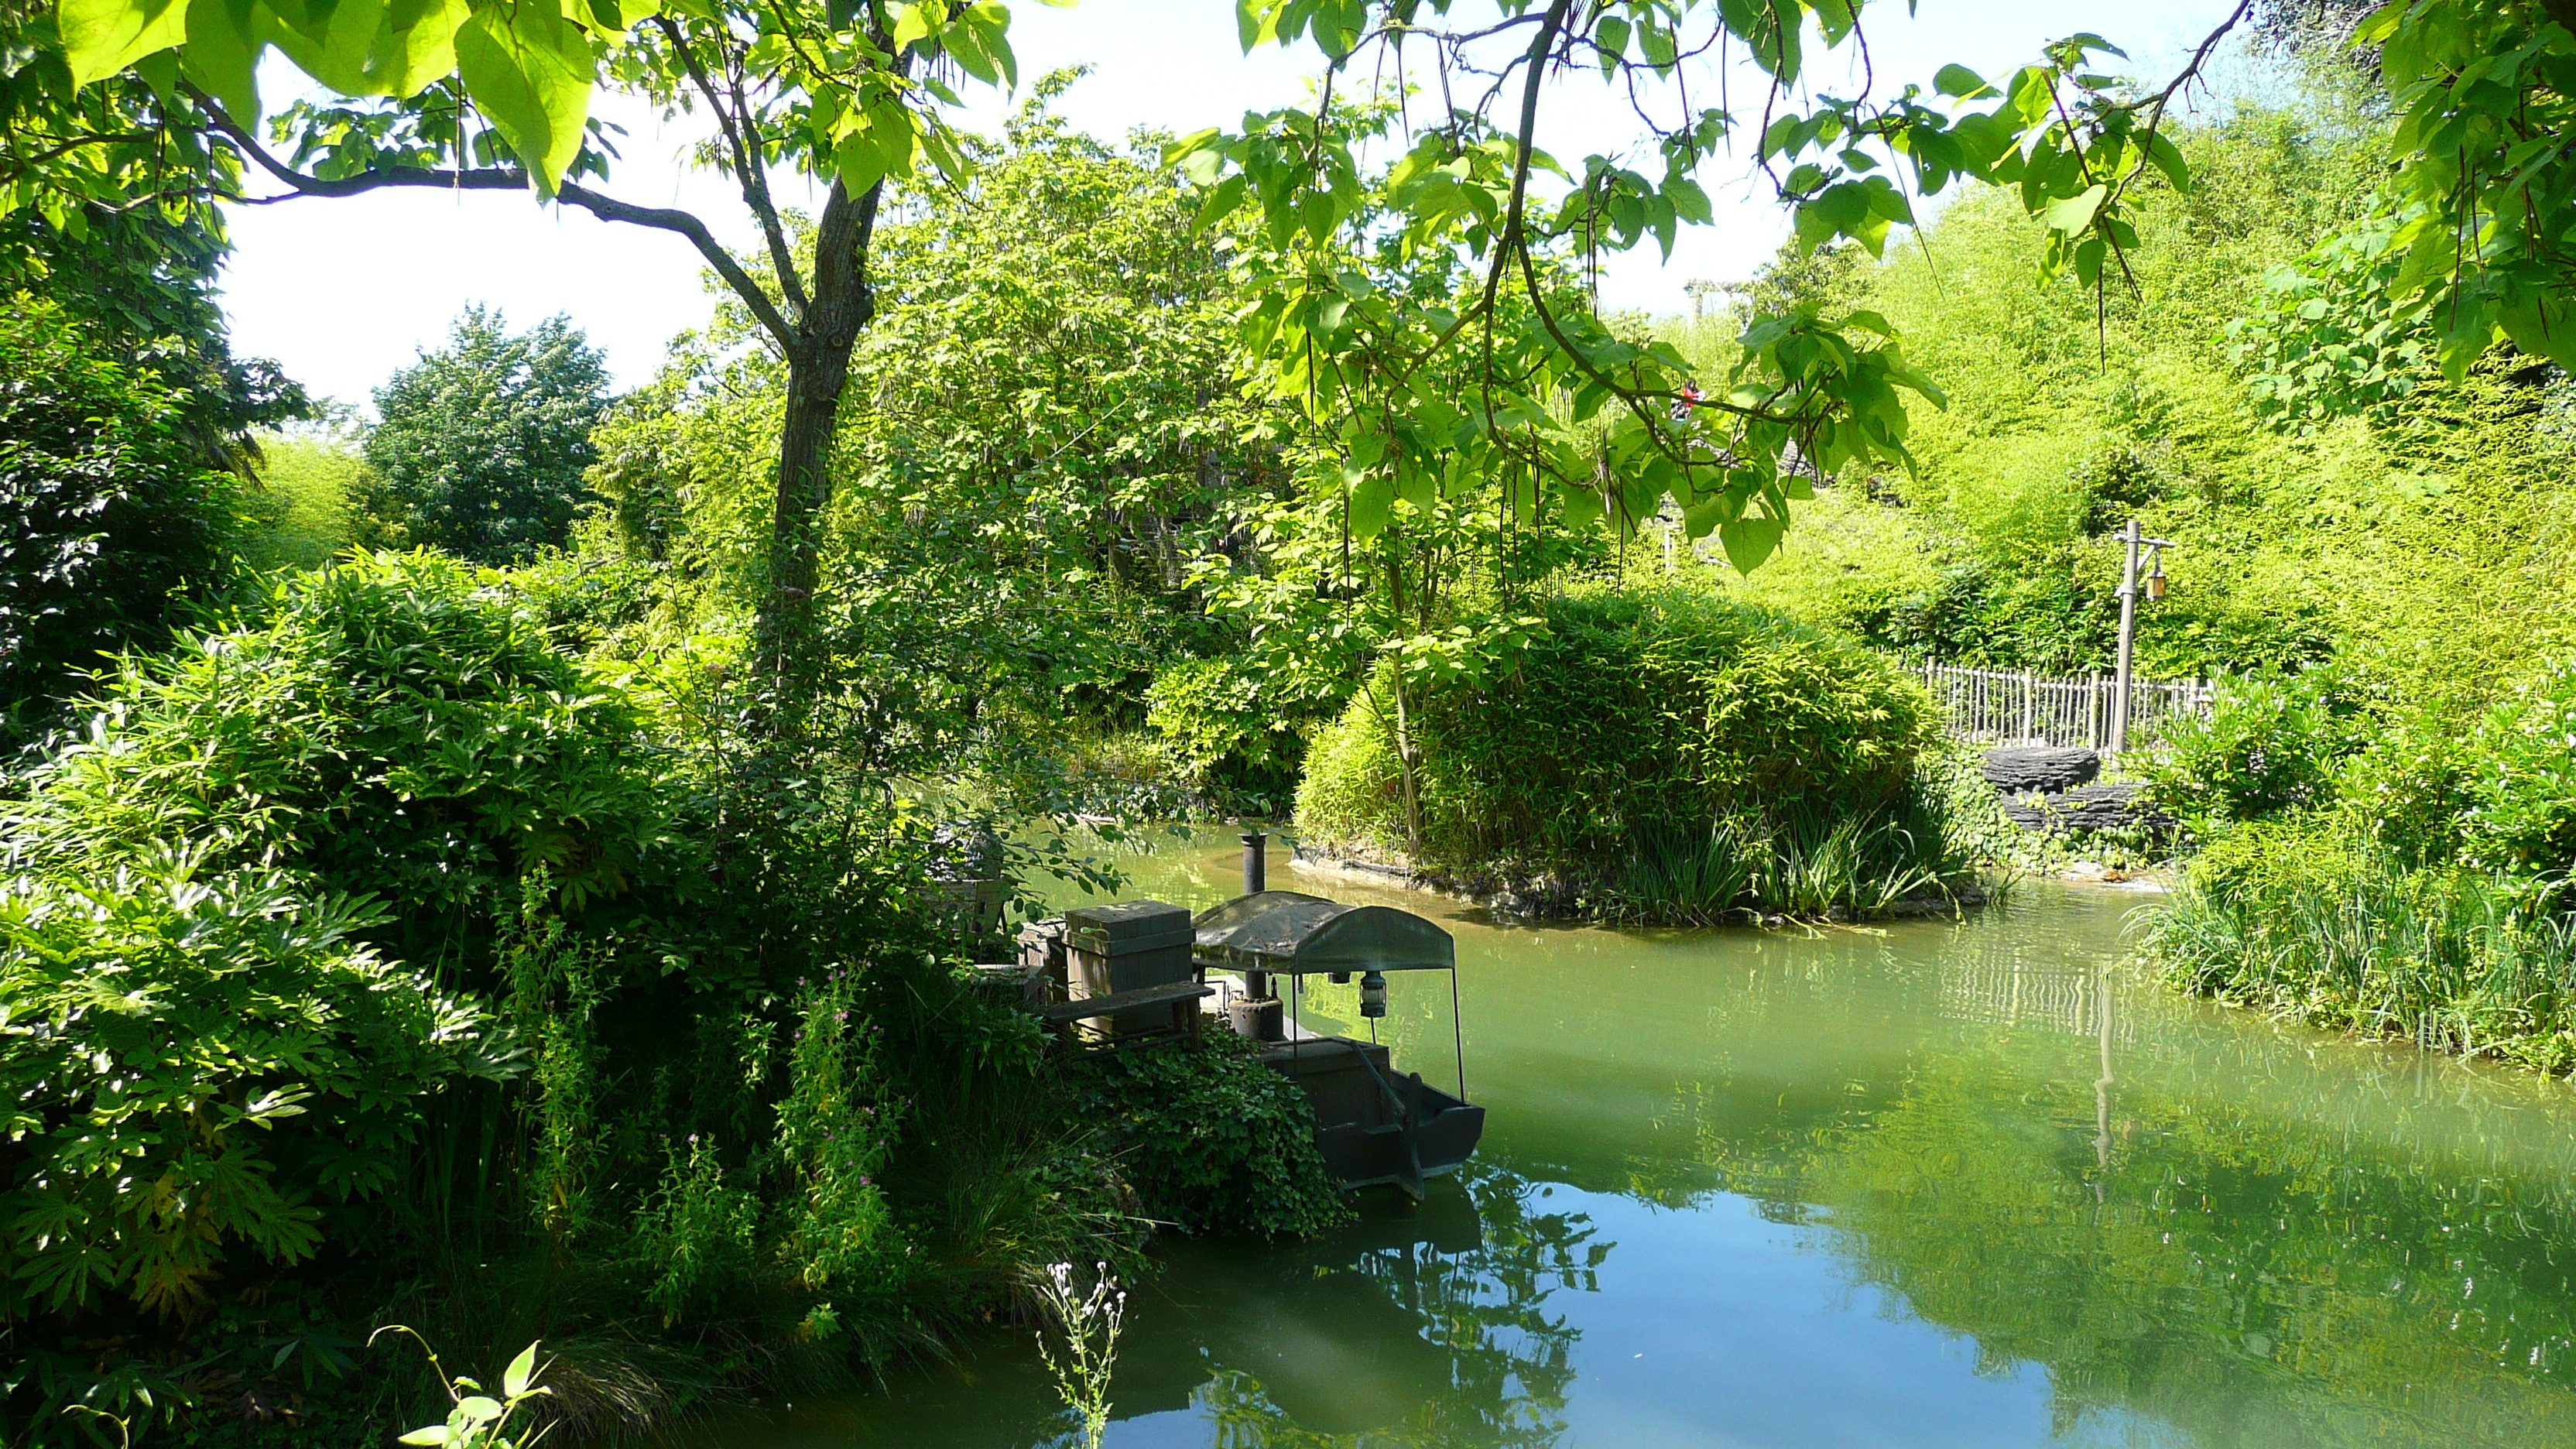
xmin=2146 ymin=560 xmax=2168 ymax=601
xmin=1359 ymin=969 xmax=1389 ymax=1019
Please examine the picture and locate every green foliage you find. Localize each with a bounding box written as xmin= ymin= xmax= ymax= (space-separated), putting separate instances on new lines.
xmin=1697 ymin=98 xmax=2576 ymax=694
xmin=629 ymin=1137 xmax=763 ymax=1324
xmin=381 ymin=1332 xmax=552 ymax=1449
xmin=2232 ymin=205 xmax=2438 ymax=429
xmin=771 ymin=968 xmax=912 ymax=1305
xmin=2458 ymin=656 xmax=2576 ymax=886
xmin=15 ymin=0 xmax=1040 ymax=651
xmin=2150 ymin=650 xmax=2576 ymax=1074
xmin=2329 ymin=701 xmax=2469 ymax=871
xmin=0 ymin=293 xmax=248 ymax=739
xmin=573 ymin=94 xmax=1275 ymax=799
xmin=2341 ymin=3 xmax=2576 ymax=380
xmin=1177 ymin=7 xmax=2242 ymax=573
xmin=2150 ymin=825 xmax=2576 ymax=1073
xmin=1142 ymin=657 xmax=1312 ymax=813
xmin=2092 ymin=5 xmax=2576 ymax=424
xmin=1297 ymin=589 xmax=1951 ymax=917
xmin=1062 ymin=1041 xmax=1349 ymax=1240
xmin=366 ymin=309 xmax=610 ymax=564
xmin=0 ymin=547 xmax=1165 ymax=1440
xmin=8 ymin=551 xmax=687 ymax=983
xmin=0 ymin=205 xmax=306 ymax=461
xmin=2149 ymin=668 xmax=2358 ymax=826
xmin=238 ymin=430 xmax=392 ymax=572
xmin=0 ymin=851 xmax=510 ymax=1318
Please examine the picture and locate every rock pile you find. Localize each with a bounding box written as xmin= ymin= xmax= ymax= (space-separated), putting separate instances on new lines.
xmin=1980 ymin=748 xmax=2174 ymax=839
xmin=1977 ymin=746 xmax=2101 ymax=793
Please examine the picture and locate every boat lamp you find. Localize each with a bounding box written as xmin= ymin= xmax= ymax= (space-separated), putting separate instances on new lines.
xmin=1359 ymin=970 xmax=1389 ymax=1019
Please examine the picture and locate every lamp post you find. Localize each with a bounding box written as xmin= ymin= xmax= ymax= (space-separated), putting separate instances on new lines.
xmin=2110 ymin=518 xmax=2176 ymax=754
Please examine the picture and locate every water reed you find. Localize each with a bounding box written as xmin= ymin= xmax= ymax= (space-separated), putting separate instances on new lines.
xmin=2147 ymin=850 xmax=2576 ymax=1072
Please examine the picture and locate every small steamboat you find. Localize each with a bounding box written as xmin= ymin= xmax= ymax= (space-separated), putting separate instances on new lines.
xmin=1008 ymin=833 xmax=1482 ymax=1197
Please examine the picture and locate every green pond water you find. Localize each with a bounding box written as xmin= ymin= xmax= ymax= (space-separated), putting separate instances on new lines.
xmin=704 ymin=831 xmax=2576 ymax=1448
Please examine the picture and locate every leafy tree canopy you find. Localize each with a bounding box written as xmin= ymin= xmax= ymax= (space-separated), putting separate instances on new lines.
xmin=367 ymin=306 xmax=611 ymax=564
xmin=8 ymin=0 xmax=2571 ymax=672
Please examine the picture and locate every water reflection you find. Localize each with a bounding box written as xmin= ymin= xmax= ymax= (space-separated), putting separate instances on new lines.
xmin=1187 ymin=1166 xmax=1595 ymax=1448
xmin=703 ymin=838 xmax=2576 ymax=1447
xmin=721 ymin=1167 xmax=1596 ymax=1448
xmin=1639 ymin=910 xmax=2576 ymax=1446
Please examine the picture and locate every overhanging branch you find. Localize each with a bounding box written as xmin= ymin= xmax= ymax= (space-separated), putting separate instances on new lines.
xmin=187 ymin=84 xmax=800 ymax=354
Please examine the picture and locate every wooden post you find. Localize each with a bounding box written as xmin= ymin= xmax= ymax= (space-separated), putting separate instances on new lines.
xmin=2112 ymin=519 xmax=2141 ymax=752
xmin=2019 ymin=671 xmax=2035 ymax=744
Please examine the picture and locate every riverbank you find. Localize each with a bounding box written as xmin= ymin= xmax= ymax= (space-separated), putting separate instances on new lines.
xmin=1282 ymin=841 xmax=1996 ymax=922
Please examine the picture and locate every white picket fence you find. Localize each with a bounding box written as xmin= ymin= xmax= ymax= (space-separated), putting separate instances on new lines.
xmin=1915 ymin=662 xmax=2214 ymax=753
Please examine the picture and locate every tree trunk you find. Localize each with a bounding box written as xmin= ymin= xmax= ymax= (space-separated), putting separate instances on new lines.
xmin=759 ymin=176 xmax=886 ymax=673
xmin=1389 ymin=667 xmax=1424 ymax=861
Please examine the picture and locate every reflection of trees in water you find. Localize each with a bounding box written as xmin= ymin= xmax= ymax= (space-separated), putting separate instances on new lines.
xmin=1194 ymin=1164 xmax=1600 ymax=1448
xmin=1807 ymin=1042 xmax=2576 ymax=1447
xmin=1633 ymin=919 xmax=2576 ymax=1448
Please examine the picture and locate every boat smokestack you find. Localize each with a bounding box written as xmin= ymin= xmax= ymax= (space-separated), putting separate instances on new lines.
xmin=1242 ymin=830 xmax=1267 ymax=896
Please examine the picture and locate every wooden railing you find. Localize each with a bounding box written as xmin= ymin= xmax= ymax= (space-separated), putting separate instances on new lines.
xmin=1914 ymin=662 xmax=2214 ymax=752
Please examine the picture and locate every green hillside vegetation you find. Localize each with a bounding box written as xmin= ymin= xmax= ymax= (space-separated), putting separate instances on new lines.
xmin=1684 ymin=104 xmax=2576 ymax=688
xmin=236 ymin=433 xmax=377 ymax=571
xmin=1651 ymin=95 xmax=2576 ymax=1068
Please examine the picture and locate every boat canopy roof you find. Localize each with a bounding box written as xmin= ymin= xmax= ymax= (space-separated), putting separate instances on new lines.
xmin=1191 ymin=891 xmax=1456 ymax=975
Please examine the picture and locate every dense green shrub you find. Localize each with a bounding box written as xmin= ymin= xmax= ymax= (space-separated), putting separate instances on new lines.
xmin=0 ymin=293 xmax=249 ymax=738
xmin=1062 ymin=1041 xmax=1348 ymax=1239
xmin=0 ymin=852 xmax=511 ymax=1318
xmin=6 ymin=551 xmax=690 ymax=988
xmin=2 ymin=553 xmax=1349 ymax=1443
xmin=1297 ymin=590 xmax=1954 ymax=917
xmin=2149 ymin=667 xmax=2359 ymax=827
xmin=2459 ymin=656 xmax=2576 ymax=886
xmin=367 ymin=309 xmax=610 ymax=564
xmin=238 ymin=432 xmax=386 ymax=572
xmin=2333 ymin=695 xmax=2477 ymax=867
xmin=1142 ymin=656 xmax=1317 ymax=812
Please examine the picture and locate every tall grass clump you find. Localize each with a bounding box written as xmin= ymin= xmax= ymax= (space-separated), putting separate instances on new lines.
xmin=2145 ymin=655 xmax=2576 ymax=1072
xmin=1297 ymin=589 xmax=1980 ymax=920
xmin=2148 ymin=830 xmax=2576 ymax=1070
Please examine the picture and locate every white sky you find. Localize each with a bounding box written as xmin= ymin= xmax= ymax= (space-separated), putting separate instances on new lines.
xmin=216 ymin=0 xmax=2253 ymax=406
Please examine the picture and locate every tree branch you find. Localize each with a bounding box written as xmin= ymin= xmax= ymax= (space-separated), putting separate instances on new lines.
xmin=1474 ymin=0 xmax=1576 ymax=446
xmin=187 ymin=85 xmax=800 ymax=353
xmin=654 ymin=14 xmax=812 ymax=322
xmin=560 ymin=181 xmax=799 ymax=352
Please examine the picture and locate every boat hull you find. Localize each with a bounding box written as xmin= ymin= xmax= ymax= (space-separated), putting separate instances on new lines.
xmin=1254 ymin=1036 xmax=1484 ymax=1196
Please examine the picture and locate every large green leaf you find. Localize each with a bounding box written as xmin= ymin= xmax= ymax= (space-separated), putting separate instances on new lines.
xmin=179 ymin=0 xmax=266 ymax=121
xmin=265 ymin=0 xmax=382 ymax=94
xmin=1557 ymin=482 xmax=1605 ymax=534
xmin=454 ymin=0 xmax=593 ymax=193
xmin=60 ymin=0 xmax=191 ymax=86
xmin=1719 ymin=514 xmax=1783 ymax=574
xmin=2042 ymin=182 xmax=2108 ymax=236
xmin=371 ymin=0 xmax=471 ymax=91
xmin=263 ymin=0 xmax=468 ymax=97
xmin=1346 ymin=468 xmax=1393 ymax=540
xmin=831 ymin=90 xmax=916 ymax=199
